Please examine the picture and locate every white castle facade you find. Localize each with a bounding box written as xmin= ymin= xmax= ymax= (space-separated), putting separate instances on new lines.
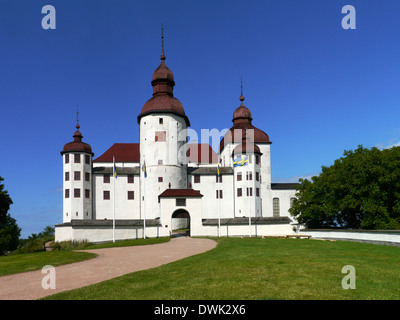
xmin=55 ymin=49 xmax=299 ymax=243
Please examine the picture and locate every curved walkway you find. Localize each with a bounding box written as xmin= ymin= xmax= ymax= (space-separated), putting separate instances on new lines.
xmin=0 ymin=237 xmax=217 ymax=300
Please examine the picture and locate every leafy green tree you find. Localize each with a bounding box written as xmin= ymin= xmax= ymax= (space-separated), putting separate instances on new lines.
xmin=0 ymin=176 xmax=21 ymax=255
xmin=38 ymin=225 xmax=55 ymax=238
xmin=290 ymin=146 xmax=400 ymax=230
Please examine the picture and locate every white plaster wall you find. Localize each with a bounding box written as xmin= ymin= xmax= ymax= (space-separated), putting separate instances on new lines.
xmin=270 ymin=189 xmax=297 ymax=220
xmin=93 ymin=172 xmax=140 ymax=220
xmin=298 ymin=229 xmax=400 ymax=245
xmin=63 ymin=152 xmax=92 ymax=223
xmin=55 ymin=225 xmax=162 ymax=243
xmin=233 ymin=154 xmax=262 ymax=218
xmin=259 ymin=143 xmax=272 ymax=217
xmin=189 ymin=173 xmax=234 ymax=220
xmin=191 ymin=223 xmax=295 ymax=238
xmin=159 ymin=197 xmax=202 ymax=237
xmin=93 ymin=161 xmax=138 ymax=168
xmin=140 ymin=113 xmax=188 ymax=221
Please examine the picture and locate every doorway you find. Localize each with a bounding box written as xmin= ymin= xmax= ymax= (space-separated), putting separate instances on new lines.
xmin=171 ymin=209 xmax=190 ymax=237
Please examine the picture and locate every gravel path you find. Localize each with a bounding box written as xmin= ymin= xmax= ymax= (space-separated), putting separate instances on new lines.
xmin=0 ymin=237 xmax=217 ymax=300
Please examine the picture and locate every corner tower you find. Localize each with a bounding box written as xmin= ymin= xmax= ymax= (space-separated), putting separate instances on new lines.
xmin=137 ymin=31 xmax=190 ymax=219
xmin=220 ymin=90 xmax=272 ymax=217
xmin=60 ymin=118 xmax=94 ymax=222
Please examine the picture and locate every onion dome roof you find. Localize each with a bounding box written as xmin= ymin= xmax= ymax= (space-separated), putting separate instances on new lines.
xmin=137 ymin=43 xmax=190 ymax=126
xmin=220 ymin=94 xmax=270 ymax=153
xmin=61 ymin=122 xmax=94 ymax=156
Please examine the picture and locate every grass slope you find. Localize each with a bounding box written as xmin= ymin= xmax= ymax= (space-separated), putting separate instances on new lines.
xmin=44 ymin=237 xmax=400 ymax=300
xmin=0 ymin=237 xmax=170 ymax=277
xmin=0 ymin=251 xmax=96 ymax=277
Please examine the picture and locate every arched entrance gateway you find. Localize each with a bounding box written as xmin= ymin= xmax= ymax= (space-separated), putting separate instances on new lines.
xmin=171 ymin=209 xmax=190 ymax=237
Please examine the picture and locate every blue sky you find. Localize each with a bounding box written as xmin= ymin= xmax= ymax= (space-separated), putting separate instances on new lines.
xmin=1 ymin=0 xmax=400 ymax=238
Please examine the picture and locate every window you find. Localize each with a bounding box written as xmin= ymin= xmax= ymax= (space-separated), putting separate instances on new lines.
xmin=216 ymin=190 xmax=223 ymax=199
xmin=74 ymin=154 xmax=80 ymax=163
xmin=74 ymin=188 xmax=80 ymax=198
xmin=256 ymin=172 xmax=260 ymax=182
xmin=155 ymin=131 xmax=166 ymax=142
xmin=103 ymin=174 xmax=110 ymax=183
xmin=273 ymin=198 xmax=280 ymax=217
xmin=247 ymin=187 xmax=253 ymax=197
xmin=158 ymin=159 xmax=163 ymax=165
xmin=85 ymin=189 xmax=90 ymax=199
xmin=85 ymin=155 xmax=90 ymax=164
xmin=65 ymin=172 xmax=69 ymax=181
xmin=127 ymin=174 xmax=134 ymax=183
xmin=216 ymin=175 xmax=222 ymax=183
xmin=159 ymin=118 xmax=163 ymax=124
xmin=74 ymin=171 xmax=81 ymax=181
xmin=237 ymin=188 xmax=242 ymax=197
xmin=194 ymin=175 xmax=200 ymax=183
xmin=256 ymin=155 xmax=260 ymax=165
xmin=85 ymin=172 xmax=90 ymax=182
xmin=65 ymin=189 xmax=70 ymax=198
xmin=237 ymin=172 xmax=242 ymax=181
xmin=65 ymin=154 xmax=69 ymax=164
xmin=103 ymin=191 xmax=110 ymax=200
xmin=256 ymin=188 xmax=260 ymax=197
xmin=176 ymin=198 xmax=186 ymax=206
xmin=128 ymin=191 xmax=134 ymax=200
xmin=246 ymin=171 xmax=252 ymax=181
xmin=158 ymin=177 xmax=163 ymax=183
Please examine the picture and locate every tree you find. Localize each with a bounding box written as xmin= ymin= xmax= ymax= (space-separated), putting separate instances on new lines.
xmin=289 ymin=145 xmax=400 ymax=230
xmin=0 ymin=176 xmax=21 ymax=255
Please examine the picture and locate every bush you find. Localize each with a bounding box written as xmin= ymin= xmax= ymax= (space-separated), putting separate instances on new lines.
xmin=52 ymin=240 xmax=90 ymax=251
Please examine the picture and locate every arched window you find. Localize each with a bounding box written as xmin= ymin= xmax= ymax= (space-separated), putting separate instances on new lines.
xmin=273 ymin=198 xmax=280 ymax=217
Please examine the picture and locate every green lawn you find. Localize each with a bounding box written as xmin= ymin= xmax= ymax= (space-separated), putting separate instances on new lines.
xmin=0 ymin=237 xmax=170 ymax=277
xmin=43 ymin=237 xmax=400 ymax=300
xmin=0 ymin=251 xmax=96 ymax=277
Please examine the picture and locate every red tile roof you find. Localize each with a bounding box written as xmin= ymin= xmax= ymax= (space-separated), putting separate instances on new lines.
xmin=159 ymin=189 xmax=203 ymax=198
xmin=187 ymin=143 xmax=218 ymax=164
xmin=94 ymin=142 xmax=218 ymax=164
xmin=93 ymin=143 xmax=140 ymax=163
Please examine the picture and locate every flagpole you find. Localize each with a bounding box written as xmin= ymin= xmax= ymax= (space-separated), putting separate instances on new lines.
xmin=217 ymin=161 xmax=221 ymax=238
xmin=113 ymin=156 xmax=116 ymax=243
xmin=248 ymin=155 xmax=251 ymax=238
xmin=142 ymin=160 xmax=146 ymax=239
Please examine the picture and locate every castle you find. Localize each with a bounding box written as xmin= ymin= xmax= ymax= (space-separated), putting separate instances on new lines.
xmin=55 ymin=44 xmax=299 ymax=243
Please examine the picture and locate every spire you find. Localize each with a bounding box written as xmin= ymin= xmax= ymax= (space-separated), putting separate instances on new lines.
xmin=73 ymin=107 xmax=83 ymax=142
xmin=239 ymin=76 xmax=245 ymax=105
xmin=76 ymin=105 xmax=80 ymax=130
xmin=160 ymin=24 xmax=165 ymax=61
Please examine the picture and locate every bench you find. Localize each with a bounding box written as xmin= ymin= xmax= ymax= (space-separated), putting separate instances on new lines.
xmin=286 ymin=234 xmax=312 ymax=239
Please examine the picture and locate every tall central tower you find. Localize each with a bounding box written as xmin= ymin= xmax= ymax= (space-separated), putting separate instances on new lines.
xmin=137 ymin=33 xmax=190 ymax=220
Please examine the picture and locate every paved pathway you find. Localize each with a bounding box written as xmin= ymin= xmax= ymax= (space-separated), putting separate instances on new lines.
xmin=0 ymin=237 xmax=217 ymax=300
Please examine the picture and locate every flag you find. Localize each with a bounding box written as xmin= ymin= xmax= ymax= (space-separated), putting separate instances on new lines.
xmin=142 ymin=161 xmax=147 ymax=178
xmin=113 ymin=160 xmax=117 ymax=178
xmin=217 ymin=162 xmax=221 ymax=177
xmin=233 ymin=155 xmax=248 ymax=167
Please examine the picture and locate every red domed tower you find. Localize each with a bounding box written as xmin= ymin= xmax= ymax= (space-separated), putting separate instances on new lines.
xmin=138 ymin=27 xmax=189 ymax=222
xmin=219 ymin=86 xmax=272 ymax=218
xmin=61 ymin=117 xmax=94 ymax=222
